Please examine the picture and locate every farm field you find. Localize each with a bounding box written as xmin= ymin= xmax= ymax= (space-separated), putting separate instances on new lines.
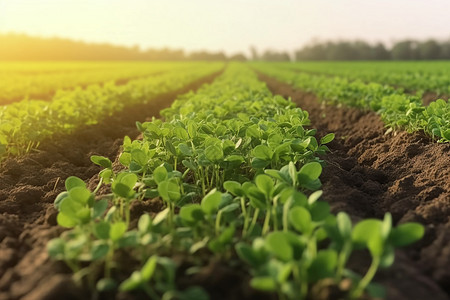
xmin=271 ymin=61 xmax=450 ymax=97
xmin=0 ymin=61 xmax=449 ymax=300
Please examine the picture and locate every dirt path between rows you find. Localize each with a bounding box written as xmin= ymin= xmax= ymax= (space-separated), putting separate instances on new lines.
xmin=0 ymin=70 xmax=223 ymax=300
xmin=258 ymin=73 xmax=450 ymax=300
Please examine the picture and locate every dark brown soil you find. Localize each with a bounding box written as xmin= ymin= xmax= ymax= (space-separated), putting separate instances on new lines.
xmin=422 ymin=92 xmax=449 ymax=105
xmin=0 ymin=70 xmax=223 ymax=300
xmin=258 ymin=73 xmax=450 ymax=300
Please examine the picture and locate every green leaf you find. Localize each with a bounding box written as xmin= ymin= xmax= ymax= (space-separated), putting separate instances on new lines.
xmin=298 ymin=162 xmax=322 ymax=184
xmin=174 ymin=127 xmax=189 ymax=140
xmin=157 ymin=180 xmax=181 ymax=202
xmin=153 ymin=165 xmax=168 ymax=184
xmin=251 ymin=157 xmax=270 ymax=169
xmin=138 ymin=214 xmax=152 ymax=233
xmin=99 ymin=169 xmax=113 ymax=183
xmin=68 ymin=187 xmax=91 ymax=204
xmin=120 ymin=173 xmax=138 ymax=189
xmin=443 ymin=129 xmax=450 ymax=140
xmin=119 ymin=152 xmax=131 ymax=166
xmin=59 ymin=197 xmax=84 ymax=219
xmin=235 ymin=243 xmax=261 ymax=267
xmin=255 ymin=174 xmax=274 ymax=197
xmin=113 ymin=183 xmax=134 ymax=198
xmin=250 ymin=277 xmax=277 ymax=292
xmin=110 ymin=222 xmax=128 ymax=242
xmin=94 ymin=221 xmax=111 ymax=240
xmin=336 ymin=212 xmax=352 ymax=239
xmin=131 ymin=148 xmax=148 ymax=166
xmin=320 ymin=133 xmax=335 ymax=144
xmin=56 ymin=212 xmax=77 ymax=228
xmin=205 ymin=145 xmax=223 ymax=162
xmin=265 ymin=232 xmax=293 ymax=262
xmin=380 ymin=245 xmax=395 ymax=268
xmin=91 ymin=242 xmax=110 ymax=260
xmin=201 ymin=190 xmax=222 ymax=215
xmin=289 ymin=206 xmax=312 ymax=234
xmin=65 ymin=176 xmax=86 ymax=191
xmin=352 ymin=219 xmax=384 ymax=256
xmin=253 ymin=145 xmax=273 ymax=160
xmin=54 ymin=191 xmax=68 ymax=209
xmin=223 ymin=181 xmax=244 ymax=197
xmin=153 ymin=208 xmax=169 ymax=226
xmin=246 ymin=185 xmax=267 ymax=210
xmin=307 ymin=190 xmax=323 ymax=205
xmin=90 ymin=155 xmax=112 ymax=169
xmin=310 ymin=201 xmax=330 ymax=222
xmin=117 ymin=232 xmax=139 ymax=248
xmin=141 ymin=256 xmax=157 ymax=281
xmin=180 ymin=204 xmax=204 ymax=224
xmin=93 ymin=198 xmax=109 ymax=219
xmin=308 ymin=250 xmax=338 ymax=282
xmin=178 ymin=143 xmax=192 ymax=156
xmin=119 ymin=271 xmax=142 ymax=291
xmin=389 ymin=223 xmax=424 ymax=247
xmin=182 ymin=159 xmax=197 ymax=171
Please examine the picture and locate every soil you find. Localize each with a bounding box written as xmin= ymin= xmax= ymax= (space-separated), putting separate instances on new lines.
xmin=1 ymin=67 xmax=449 ymax=300
xmin=0 ymin=69 xmax=223 ymax=300
xmin=422 ymin=92 xmax=449 ymax=106
xmin=258 ymin=73 xmax=450 ymax=300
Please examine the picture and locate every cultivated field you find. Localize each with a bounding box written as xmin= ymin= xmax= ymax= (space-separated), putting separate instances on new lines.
xmin=0 ymin=61 xmax=448 ymax=300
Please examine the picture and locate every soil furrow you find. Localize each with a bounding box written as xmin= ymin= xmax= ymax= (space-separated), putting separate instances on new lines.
xmin=258 ymin=72 xmax=450 ymax=300
xmin=0 ymin=69 xmax=223 ymax=300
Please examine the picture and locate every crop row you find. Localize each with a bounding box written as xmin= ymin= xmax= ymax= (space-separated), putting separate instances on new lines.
xmin=253 ymin=63 xmax=450 ymax=143
xmin=48 ymin=63 xmax=424 ymax=300
xmin=271 ymin=61 xmax=450 ymax=95
xmin=0 ymin=63 xmax=223 ymax=161
xmin=0 ymin=62 xmax=201 ymax=104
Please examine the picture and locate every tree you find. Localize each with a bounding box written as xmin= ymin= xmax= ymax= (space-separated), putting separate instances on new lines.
xmin=417 ymin=40 xmax=441 ymax=59
xmin=391 ymin=40 xmax=419 ymax=60
xmin=229 ymin=53 xmax=247 ymax=61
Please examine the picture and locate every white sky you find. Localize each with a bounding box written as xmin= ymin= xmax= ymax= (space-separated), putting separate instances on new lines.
xmin=0 ymin=0 xmax=449 ymax=56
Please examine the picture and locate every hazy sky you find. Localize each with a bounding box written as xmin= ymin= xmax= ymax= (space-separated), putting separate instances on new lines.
xmin=1 ymin=0 xmax=449 ymax=55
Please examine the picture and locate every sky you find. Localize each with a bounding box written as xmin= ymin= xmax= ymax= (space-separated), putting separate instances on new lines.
xmin=0 ymin=0 xmax=449 ymax=56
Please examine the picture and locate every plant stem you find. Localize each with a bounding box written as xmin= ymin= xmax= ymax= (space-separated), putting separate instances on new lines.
xmin=247 ymin=208 xmax=259 ymax=238
xmin=93 ymin=177 xmax=103 ymax=194
xmin=262 ymin=208 xmax=271 ymax=235
xmin=282 ymin=198 xmax=292 ymax=232
xmin=350 ymin=256 xmax=380 ymax=299
xmin=240 ymin=197 xmax=249 ymax=237
xmin=336 ymin=241 xmax=351 ymax=281
xmin=215 ymin=210 xmax=223 ymax=236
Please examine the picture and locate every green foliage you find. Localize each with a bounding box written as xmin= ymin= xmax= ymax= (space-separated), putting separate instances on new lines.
xmin=254 ymin=63 xmax=450 ymax=143
xmin=47 ymin=63 xmax=425 ymax=300
xmin=0 ymin=62 xmax=224 ymax=161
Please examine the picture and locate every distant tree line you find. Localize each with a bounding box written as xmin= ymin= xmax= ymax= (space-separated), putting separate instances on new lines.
xmin=2 ymin=33 xmax=450 ymax=61
xmin=293 ymin=39 xmax=450 ymax=61
xmin=0 ymin=33 xmax=246 ymax=61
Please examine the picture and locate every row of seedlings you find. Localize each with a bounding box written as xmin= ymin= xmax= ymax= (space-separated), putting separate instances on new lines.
xmin=48 ymin=63 xmax=424 ymax=299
